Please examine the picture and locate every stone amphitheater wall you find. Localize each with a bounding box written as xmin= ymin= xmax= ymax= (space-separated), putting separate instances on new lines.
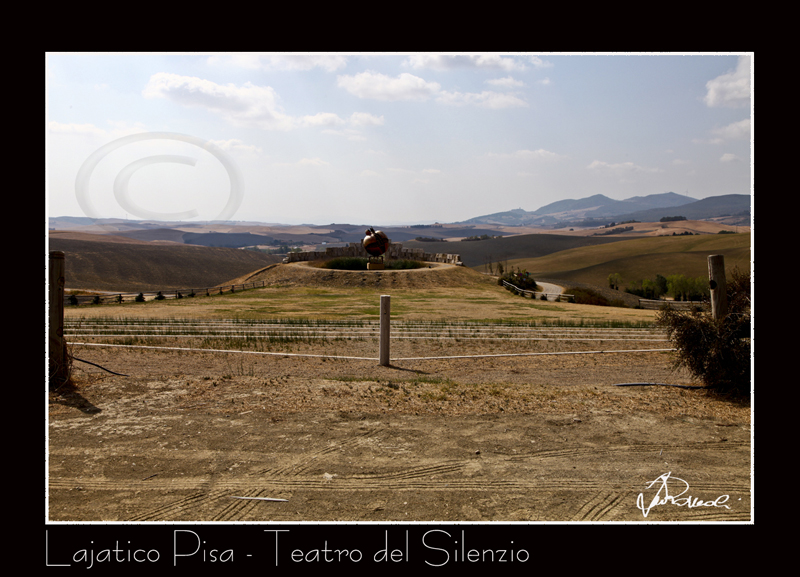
xmin=282 ymin=242 xmax=462 ymax=266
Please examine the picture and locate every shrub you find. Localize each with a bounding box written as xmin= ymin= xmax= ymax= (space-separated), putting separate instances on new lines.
xmin=323 ymin=257 xmax=426 ymax=270
xmin=386 ymin=259 xmax=426 ymax=270
xmin=499 ymin=269 xmax=538 ymax=292
xmin=135 ymin=293 xmax=145 ymax=302
xmin=656 ymin=267 xmax=751 ymax=396
xmin=323 ymin=257 xmax=369 ymax=270
xmin=565 ymin=287 xmax=609 ymax=306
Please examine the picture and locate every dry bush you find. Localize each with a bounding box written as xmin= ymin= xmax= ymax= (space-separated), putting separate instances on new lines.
xmin=656 ymin=267 xmax=751 ymax=396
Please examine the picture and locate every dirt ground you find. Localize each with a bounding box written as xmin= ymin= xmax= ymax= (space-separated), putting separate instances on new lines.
xmin=48 ymin=339 xmax=751 ymax=523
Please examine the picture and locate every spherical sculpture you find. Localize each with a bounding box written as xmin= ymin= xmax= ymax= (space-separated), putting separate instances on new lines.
xmin=362 ymin=227 xmax=389 ymax=257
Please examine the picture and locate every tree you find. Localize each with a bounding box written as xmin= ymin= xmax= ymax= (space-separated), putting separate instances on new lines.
xmin=608 ymin=273 xmax=621 ymax=291
xmin=667 ymin=274 xmax=690 ymax=301
xmin=654 ymin=274 xmax=668 ymax=297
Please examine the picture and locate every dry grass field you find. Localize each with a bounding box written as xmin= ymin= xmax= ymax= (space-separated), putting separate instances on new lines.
xmin=49 ymin=231 xmax=282 ymax=292
xmin=503 ymin=232 xmax=751 ymax=289
xmin=49 ymin=260 xmax=752 ymax=523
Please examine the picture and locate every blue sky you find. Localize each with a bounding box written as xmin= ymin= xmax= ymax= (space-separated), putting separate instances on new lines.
xmin=46 ymin=53 xmax=752 ymax=225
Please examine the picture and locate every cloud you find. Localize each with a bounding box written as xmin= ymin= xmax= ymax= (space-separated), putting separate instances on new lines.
xmin=275 ymin=157 xmax=330 ymax=168
xmin=437 ymin=90 xmax=528 ymax=109
xmin=318 ymin=113 xmax=385 ymax=140
xmin=693 ymin=118 xmax=751 ymax=145
xmin=337 ymin=71 xmax=441 ymax=101
xmin=490 ymin=149 xmax=563 ymax=161
xmin=349 ymin=112 xmax=385 ymax=126
xmin=143 ymin=73 xmax=296 ymax=130
xmin=528 ymin=56 xmax=553 ymax=69
xmin=720 ymin=153 xmax=742 ymax=163
xmin=338 ymin=70 xmax=527 ymax=108
xmin=298 ymin=157 xmax=330 ymax=166
xmin=704 ymin=55 xmax=751 ymax=108
xmin=210 ymin=138 xmax=263 ymax=155
xmin=711 ymin=118 xmax=751 ymax=141
xmin=402 ymin=54 xmax=549 ymax=71
xmin=297 ymin=112 xmax=346 ymax=128
xmin=587 ymin=160 xmax=661 ymax=173
xmin=486 ymin=76 xmax=525 ymax=88
xmin=207 ymin=53 xmax=347 ymax=72
xmin=143 ymin=73 xmax=353 ymax=131
xmin=321 ymin=128 xmax=367 ymax=141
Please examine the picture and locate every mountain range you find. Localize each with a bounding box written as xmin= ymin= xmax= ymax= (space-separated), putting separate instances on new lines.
xmin=48 ymin=193 xmax=751 ymax=244
xmin=461 ymin=192 xmax=751 ymax=227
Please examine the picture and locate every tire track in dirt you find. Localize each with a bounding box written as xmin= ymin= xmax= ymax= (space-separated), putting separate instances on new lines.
xmin=570 ymin=490 xmax=632 ymax=521
xmin=504 ymin=440 xmax=749 ymax=462
xmin=124 ymin=490 xmax=228 ymax=522
xmin=350 ymin=461 xmax=467 ymax=481
xmin=255 ymin=426 xmax=388 ymax=477
xmin=51 ymin=474 xmax=750 ymax=522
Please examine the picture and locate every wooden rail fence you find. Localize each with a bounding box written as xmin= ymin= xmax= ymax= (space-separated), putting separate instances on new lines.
xmin=637 ymin=298 xmax=709 ymax=311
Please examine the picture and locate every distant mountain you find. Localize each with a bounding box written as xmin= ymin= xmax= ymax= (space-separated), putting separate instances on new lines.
xmin=461 ymin=193 xmax=749 ymax=226
xmin=531 ymin=193 xmax=621 ymax=215
xmin=612 ymin=194 xmax=751 ymax=223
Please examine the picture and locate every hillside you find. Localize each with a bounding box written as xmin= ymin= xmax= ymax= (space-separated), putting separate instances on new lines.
xmin=461 ymin=193 xmax=750 ymax=226
xmin=404 ymin=234 xmax=631 ymax=268
xmin=230 ymin=261 xmax=498 ymax=291
xmin=503 ymin=232 xmax=751 ymax=289
xmin=612 ymin=194 xmax=751 ymax=224
xmin=49 ymin=231 xmax=282 ymax=292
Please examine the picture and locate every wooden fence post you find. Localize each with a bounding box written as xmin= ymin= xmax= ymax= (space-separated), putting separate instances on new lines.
xmin=379 ymin=295 xmax=391 ymax=366
xmin=708 ymin=254 xmax=728 ymax=321
xmin=49 ymin=251 xmax=68 ymax=388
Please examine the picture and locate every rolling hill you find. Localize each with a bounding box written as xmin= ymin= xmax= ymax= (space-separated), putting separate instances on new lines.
xmin=404 ymin=234 xmax=632 ymax=268
xmin=501 ymin=232 xmax=751 ymax=290
xmin=49 ymin=231 xmax=282 ymax=292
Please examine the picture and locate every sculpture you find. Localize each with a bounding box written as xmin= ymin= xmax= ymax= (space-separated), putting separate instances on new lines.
xmin=362 ymin=227 xmax=390 ymax=269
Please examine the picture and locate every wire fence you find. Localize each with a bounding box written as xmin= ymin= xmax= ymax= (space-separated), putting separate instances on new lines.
xmin=65 ymin=318 xmax=675 ymax=362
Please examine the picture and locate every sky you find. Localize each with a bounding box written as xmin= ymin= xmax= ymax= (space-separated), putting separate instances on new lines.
xmin=46 ymin=52 xmax=753 ymax=226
